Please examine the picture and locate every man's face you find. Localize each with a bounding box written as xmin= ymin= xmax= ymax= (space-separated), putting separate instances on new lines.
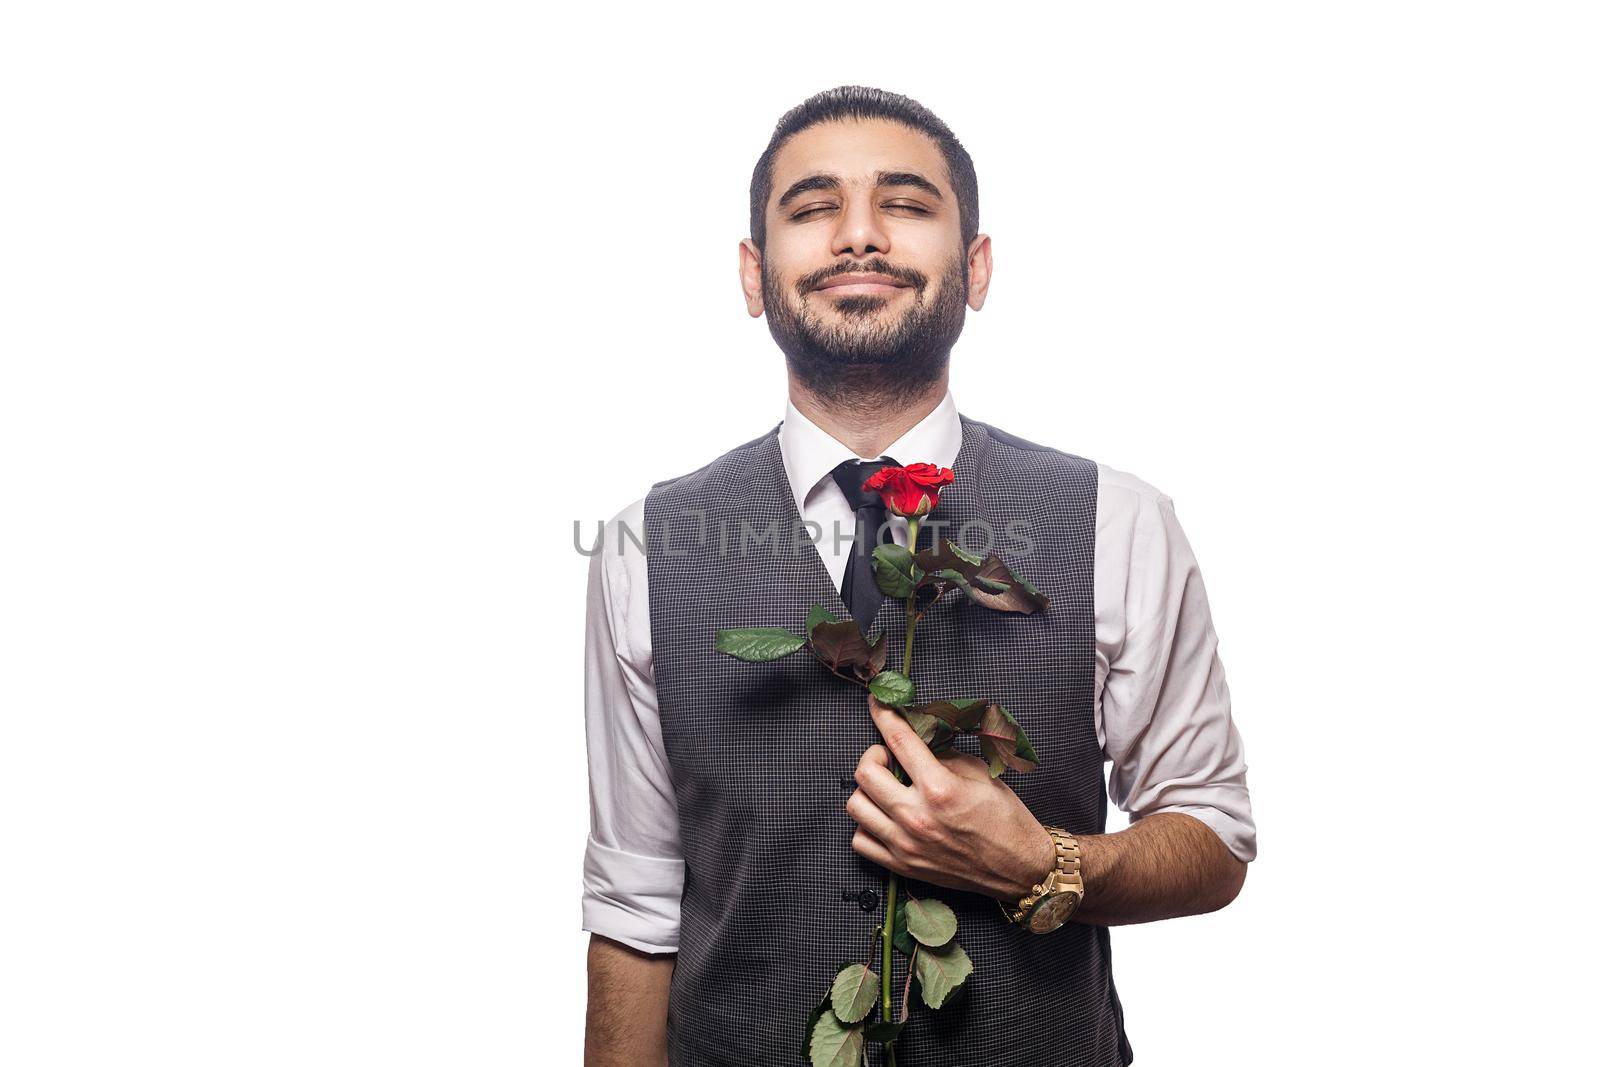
xmin=741 ymin=117 xmax=989 ymax=402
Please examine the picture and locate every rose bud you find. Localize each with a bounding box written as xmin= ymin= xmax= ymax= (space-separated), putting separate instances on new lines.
xmin=862 ymin=463 xmax=956 ymax=518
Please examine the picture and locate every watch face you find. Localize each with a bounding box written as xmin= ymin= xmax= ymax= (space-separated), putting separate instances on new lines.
xmin=1028 ymin=892 xmax=1080 ymax=933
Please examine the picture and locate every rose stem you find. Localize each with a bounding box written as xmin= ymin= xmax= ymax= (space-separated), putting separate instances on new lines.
xmin=881 ymin=514 xmax=922 ymax=1065
xmin=902 ymin=516 xmax=922 ymax=672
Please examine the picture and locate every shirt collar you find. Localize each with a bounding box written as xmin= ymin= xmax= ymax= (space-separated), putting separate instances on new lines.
xmin=778 ymin=389 xmax=963 ymax=517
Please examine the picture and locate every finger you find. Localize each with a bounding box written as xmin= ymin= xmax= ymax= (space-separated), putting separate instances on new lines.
xmin=855 ymin=744 xmax=912 ymax=810
xmin=868 ymin=695 xmax=949 ymax=784
xmin=850 ymin=826 xmax=900 ymax=873
xmin=939 ymin=750 xmax=996 ymax=781
xmin=844 ymin=787 xmax=901 ymax=849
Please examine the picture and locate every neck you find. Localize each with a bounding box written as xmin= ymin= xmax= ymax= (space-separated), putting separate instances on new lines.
xmin=786 ymin=373 xmax=949 ymax=459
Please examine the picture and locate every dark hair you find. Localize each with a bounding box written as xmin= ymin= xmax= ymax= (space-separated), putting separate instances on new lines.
xmin=749 ymin=85 xmax=979 ymax=254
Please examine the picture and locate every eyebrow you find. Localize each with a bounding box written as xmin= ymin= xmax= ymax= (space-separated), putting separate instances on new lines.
xmin=775 ymin=170 xmax=946 ymax=209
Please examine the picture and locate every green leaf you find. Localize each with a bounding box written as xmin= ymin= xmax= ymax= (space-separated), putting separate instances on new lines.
xmin=865 ymin=631 xmax=887 ymax=676
xmin=912 ymin=540 xmax=991 ymax=599
xmin=915 ymin=537 xmax=985 ymax=572
xmin=902 ymin=706 xmax=958 ymax=753
xmin=808 ymin=1009 xmax=865 ymax=1067
xmin=802 ymin=996 xmax=831 ymax=1058
xmin=829 ymin=964 xmax=879 ymax=1025
xmin=947 ymin=540 xmax=985 ymax=568
xmin=938 ymin=974 xmax=970 ymax=1007
xmin=911 ymin=698 xmax=988 ymax=733
xmin=977 ymin=703 xmax=1040 ymax=776
xmin=912 ymin=938 xmax=974 ymax=1010
xmin=867 ymin=670 xmax=915 ymax=708
xmin=806 ymin=604 xmax=839 ymax=639
xmin=970 ymin=573 xmax=1010 ymax=594
xmin=892 ymin=897 xmax=916 ymax=956
xmin=871 ymin=543 xmax=919 ymax=598
xmin=903 ymin=698 xmax=991 ymax=753
xmin=863 ymin=1021 xmax=905 ymax=1042
xmin=904 ymin=897 xmax=958 ymax=948
xmin=961 ymin=555 xmax=1050 ymax=614
xmin=714 ymin=627 xmax=807 ymax=661
xmin=810 ymin=621 xmax=883 ymax=683
xmin=1012 ymin=716 xmax=1040 ymax=766
xmin=913 ymin=539 xmax=972 ymax=575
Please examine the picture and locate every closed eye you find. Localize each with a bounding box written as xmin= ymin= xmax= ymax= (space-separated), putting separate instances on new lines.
xmin=792 ymin=203 xmax=931 ymax=220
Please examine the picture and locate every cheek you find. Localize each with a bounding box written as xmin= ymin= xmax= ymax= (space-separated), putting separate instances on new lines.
xmin=764 ymin=230 xmax=833 ymax=277
xmin=890 ymin=225 xmax=958 ymax=264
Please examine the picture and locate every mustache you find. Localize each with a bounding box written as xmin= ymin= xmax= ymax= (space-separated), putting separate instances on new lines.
xmin=799 ymin=258 xmax=926 ymax=293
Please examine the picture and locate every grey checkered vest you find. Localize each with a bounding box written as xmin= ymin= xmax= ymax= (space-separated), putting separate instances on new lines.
xmin=643 ymin=415 xmax=1132 ymax=1067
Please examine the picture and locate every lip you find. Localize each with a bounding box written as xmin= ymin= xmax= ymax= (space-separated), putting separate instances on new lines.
xmin=813 ymin=272 xmax=911 ymax=296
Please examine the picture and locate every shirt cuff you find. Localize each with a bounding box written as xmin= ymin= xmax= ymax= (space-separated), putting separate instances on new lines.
xmin=1139 ymin=804 xmax=1258 ymax=864
xmin=581 ymin=833 xmax=685 ymax=955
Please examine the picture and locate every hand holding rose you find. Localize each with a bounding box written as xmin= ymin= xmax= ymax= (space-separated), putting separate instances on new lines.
xmin=848 ymin=696 xmax=1056 ymax=903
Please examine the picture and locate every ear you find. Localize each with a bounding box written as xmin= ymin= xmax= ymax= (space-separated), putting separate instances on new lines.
xmin=738 ymin=238 xmax=764 ymax=317
xmin=965 ymin=233 xmax=993 ymax=311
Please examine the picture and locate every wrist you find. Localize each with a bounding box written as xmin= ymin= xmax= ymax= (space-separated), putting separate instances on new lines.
xmin=1073 ymin=831 xmax=1114 ymax=900
xmin=1001 ymin=823 xmax=1058 ymax=902
xmin=996 ymin=825 xmax=1085 ymax=933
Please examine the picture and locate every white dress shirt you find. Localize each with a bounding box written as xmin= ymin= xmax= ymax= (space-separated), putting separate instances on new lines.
xmin=581 ymin=390 xmax=1255 ymax=955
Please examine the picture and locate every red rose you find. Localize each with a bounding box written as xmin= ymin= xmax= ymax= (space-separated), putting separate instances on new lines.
xmin=862 ymin=462 xmax=955 ymax=518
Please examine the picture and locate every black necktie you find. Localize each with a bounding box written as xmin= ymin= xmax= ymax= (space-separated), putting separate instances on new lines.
xmin=830 ymin=456 xmax=899 ymax=632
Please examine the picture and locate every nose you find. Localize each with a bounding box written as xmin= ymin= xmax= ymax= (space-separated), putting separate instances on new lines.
xmin=829 ymin=190 xmax=891 ymax=258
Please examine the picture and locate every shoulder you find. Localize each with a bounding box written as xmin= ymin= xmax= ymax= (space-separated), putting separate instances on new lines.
xmin=961 ymin=418 xmax=1099 ymax=516
xmin=601 ymin=494 xmax=648 ymax=555
xmin=1095 ymin=461 xmax=1172 ymax=521
xmin=592 ymin=494 xmax=648 ymax=599
xmin=1092 ymin=461 xmax=1209 ymax=612
xmin=645 ymin=424 xmax=779 ymax=503
xmin=967 ymin=417 xmax=1096 ymax=476
xmin=959 ymin=416 xmax=1173 ymax=526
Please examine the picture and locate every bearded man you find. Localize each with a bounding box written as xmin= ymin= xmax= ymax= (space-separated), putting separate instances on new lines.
xmin=580 ymin=85 xmax=1256 ymax=1067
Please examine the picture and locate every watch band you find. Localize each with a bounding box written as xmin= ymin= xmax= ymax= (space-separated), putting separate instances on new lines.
xmin=997 ymin=825 xmax=1082 ymax=929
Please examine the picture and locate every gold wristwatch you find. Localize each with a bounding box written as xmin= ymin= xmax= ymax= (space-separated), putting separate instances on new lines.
xmin=997 ymin=825 xmax=1083 ymax=933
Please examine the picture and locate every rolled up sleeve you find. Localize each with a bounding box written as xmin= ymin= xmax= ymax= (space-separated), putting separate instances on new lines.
xmin=1097 ymin=473 xmax=1257 ymax=864
xmin=581 ymin=498 xmax=685 ymax=953
xmin=582 ymin=835 xmax=685 ymax=955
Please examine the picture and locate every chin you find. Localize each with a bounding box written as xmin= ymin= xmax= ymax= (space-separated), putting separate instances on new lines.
xmin=827 ymin=299 xmax=903 ymax=319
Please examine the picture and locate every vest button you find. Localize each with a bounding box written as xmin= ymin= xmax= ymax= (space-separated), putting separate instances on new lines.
xmin=856 ymin=889 xmax=879 ymax=912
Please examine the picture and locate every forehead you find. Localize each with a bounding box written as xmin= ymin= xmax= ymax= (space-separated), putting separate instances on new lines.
xmin=768 ymin=117 xmax=950 ymax=202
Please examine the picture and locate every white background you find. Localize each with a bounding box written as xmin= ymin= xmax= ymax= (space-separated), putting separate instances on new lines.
xmin=3 ymin=3 xmax=1596 ymax=1064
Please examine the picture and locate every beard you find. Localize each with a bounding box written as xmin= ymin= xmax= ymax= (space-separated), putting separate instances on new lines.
xmin=761 ymin=253 xmax=968 ymax=405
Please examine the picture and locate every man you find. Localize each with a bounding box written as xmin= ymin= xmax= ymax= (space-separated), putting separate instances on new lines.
xmin=581 ymin=86 xmax=1255 ymax=1066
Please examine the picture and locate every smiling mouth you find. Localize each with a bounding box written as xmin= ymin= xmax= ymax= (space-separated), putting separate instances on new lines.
xmin=812 ymin=275 xmax=912 ymax=297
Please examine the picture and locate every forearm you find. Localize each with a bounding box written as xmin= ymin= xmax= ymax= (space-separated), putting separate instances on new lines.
xmin=1072 ymin=811 xmax=1247 ymax=926
xmin=585 ymin=934 xmax=675 ymax=1067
